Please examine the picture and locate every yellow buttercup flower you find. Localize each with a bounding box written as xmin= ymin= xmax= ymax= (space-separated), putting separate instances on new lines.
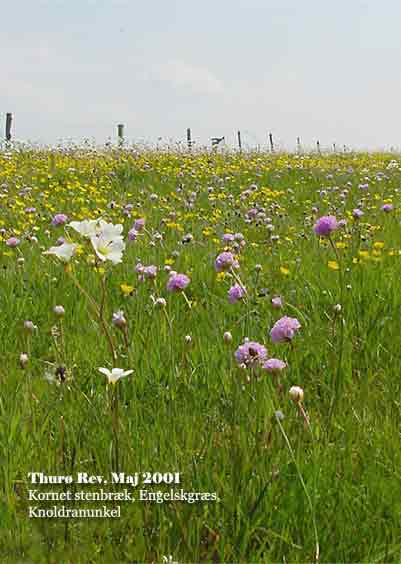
xmin=120 ymin=283 xmax=135 ymax=295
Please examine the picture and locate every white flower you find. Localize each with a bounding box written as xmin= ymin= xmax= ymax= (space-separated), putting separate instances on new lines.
xmin=68 ymin=219 xmax=100 ymax=239
xmin=91 ymin=234 xmax=125 ymax=264
xmin=97 ymin=220 xmax=124 ymax=239
xmin=98 ymin=367 xmax=133 ymax=384
xmin=69 ymin=219 xmax=124 ymax=241
xmin=43 ymin=242 xmax=77 ymax=262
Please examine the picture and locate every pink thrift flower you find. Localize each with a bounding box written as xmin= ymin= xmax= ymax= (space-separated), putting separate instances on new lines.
xmin=271 ymin=296 xmax=283 ymax=309
xmin=167 ymin=273 xmax=190 ymax=293
xmin=52 ymin=213 xmax=69 ymax=226
xmin=270 ymin=316 xmax=301 ymax=343
xmin=313 ymin=215 xmax=338 ymax=237
xmin=214 ymin=251 xmax=238 ymax=272
xmin=235 ymin=340 xmax=268 ymax=368
xmin=228 ymin=284 xmax=246 ymax=304
xmin=263 ymin=358 xmax=287 ymax=373
xmin=6 ymin=237 xmax=20 ymax=247
xmin=134 ymin=218 xmax=145 ymax=231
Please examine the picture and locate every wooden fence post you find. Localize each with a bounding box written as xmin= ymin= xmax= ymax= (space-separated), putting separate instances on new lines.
xmin=5 ymin=113 xmax=12 ymax=141
xmin=269 ymin=132 xmax=274 ymax=153
xmin=187 ymin=128 xmax=192 ymax=150
xmin=117 ymin=123 xmax=124 ymax=146
xmin=296 ymin=137 xmax=301 ymax=154
xmin=237 ymin=130 xmax=242 ymax=152
xmin=317 ymin=140 xmax=321 ymax=154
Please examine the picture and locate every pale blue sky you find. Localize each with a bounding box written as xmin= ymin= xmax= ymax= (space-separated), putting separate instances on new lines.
xmin=2 ymin=0 xmax=401 ymax=149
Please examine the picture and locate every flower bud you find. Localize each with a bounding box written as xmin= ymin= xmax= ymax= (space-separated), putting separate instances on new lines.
xmin=53 ymin=305 xmax=65 ymax=317
xmin=289 ymin=386 xmax=304 ymax=403
xmin=24 ymin=320 xmax=37 ymax=333
xmin=19 ymin=352 xmax=29 ymax=368
xmin=223 ymin=331 xmax=232 ymax=343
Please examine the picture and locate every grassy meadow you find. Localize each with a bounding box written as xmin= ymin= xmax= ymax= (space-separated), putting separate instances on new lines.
xmin=1 ymin=146 xmax=401 ymax=563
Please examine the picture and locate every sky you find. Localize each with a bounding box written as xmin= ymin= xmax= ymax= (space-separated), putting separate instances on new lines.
xmin=2 ymin=0 xmax=401 ymax=150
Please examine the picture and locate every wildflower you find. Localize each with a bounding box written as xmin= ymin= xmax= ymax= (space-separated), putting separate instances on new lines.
xmin=98 ymin=367 xmax=133 ymax=385
xmin=112 ymin=310 xmax=127 ymax=329
xmin=143 ymin=265 xmax=158 ymax=280
xmin=214 ymin=251 xmax=238 ymax=272
xmin=381 ymin=203 xmax=393 ymax=212
xmin=43 ymin=242 xmax=77 ymax=262
xmin=69 ymin=219 xmax=100 ymax=238
xmin=228 ymin=284 xmax=247 ymax=304
xmin=182 ymin=233 xmax=193 ymax=244
xmin=166 ymin=273 xmax=190 ymax=293
xmin=235 ymin=340 xmax=268 ymax=368
xmin=53 ymin=305 xmax=65 ymax=317
xmin=134 ymin=218 xmax=146 ymax=231
xmin=222 ymin=233 xmax=235 ymax=243
xmin=24 ymin=320 xmax=37 ymax=333
xmin=19 ymin=352 xmax=29 ymax=368
xmin=271 ymin=296 xmax=283 ymax=309
xmin=154 ymin=297 xmax=167 ymax=308
xmin=52 ymin=213 xmax=69 ymax=226
xmin=270 ymin=316 xmax=301 ymax=343
xmin=352 ymin=208 xmax=364 ymax=219
xmin=333 ymin=303 xmax=342 ymax=313
xmin=91 ymin=232 xmax=125 ymax=264
xmin=185 ymin=335 xmax=192 ymax=345
xmin=223 ymin=331 xmax=232 ymax=343
xmin=44 ymin=365 xmax=67 ymax=385
xmin=6 ymin=237 xmax=20 ymax=247
xmin=120 ymin=283 xmax=135 ymax=295
xmin=274 ymin=410 xmax=285 ymax=421
xmin=263 ymin=358 xmax=287 ymax=373
xmin=289 ymin=385 xmax=304 ymax=403
xmin=128 ymin=228 xmax=138 ymax=241
xmin=313 ymin=215 xmax=338 ymax=237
